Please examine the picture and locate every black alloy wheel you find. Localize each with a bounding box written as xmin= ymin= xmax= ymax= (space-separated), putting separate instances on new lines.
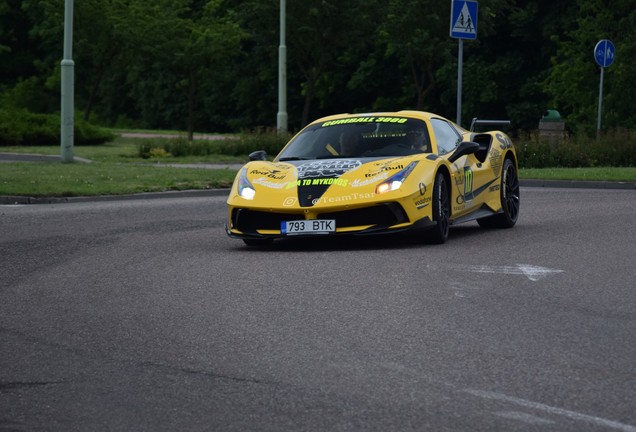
xmin=477 ymin=158 xmax=520 ymax=228
xmin=428 ymin=171 xmax=450 ymax=244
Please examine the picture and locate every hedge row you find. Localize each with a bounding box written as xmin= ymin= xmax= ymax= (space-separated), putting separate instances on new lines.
xmin=0 ymin=109 xmax=115 ymax=146
xmin=140 ymin=128 xmax=636 ymax=169
xmin=515 ymin=130 xmax=636 ymax=168
xmin=138 ymin=128 xmax=289 ymax=159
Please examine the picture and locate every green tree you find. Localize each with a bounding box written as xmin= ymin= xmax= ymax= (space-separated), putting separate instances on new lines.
xmin=228 ymin=0 xmax=378 ymax=129
xmin=225 ymin=0 xmax=280 ymax=129
xmin=0 ymin=0 xmax=11 ymax=54
xmin=4 ymin=0 xmax=635 ymax=137
xmin=377 ymin=0 xmax=454 ymax=111
xmin=286 ymin=0 xmax=374 ymax=126
xmin=18 ymin=0 xmax=131 ymax=118
xmin=1 ymin=0 xmax=55 ymax=112
xmin=345 ymin=0 xmax=511 ymax=125
xmin=458 ymin=0 xmax=576 ymax=130
xmin=74 ymin=0 xmax=130 ymax=121
xmin=120 ymin=0 xmax=245 ymax=138
xmin=545 ymin=0 xmax=635 ymax=134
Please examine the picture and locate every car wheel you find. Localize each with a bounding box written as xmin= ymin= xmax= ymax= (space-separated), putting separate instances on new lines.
xmin=477 ymin=158 xmax=520 ymax=228
xmin=428 ymin=171 xmax=450 ymax=244
xmin=243 ymin=238 xmax=273 ymax=247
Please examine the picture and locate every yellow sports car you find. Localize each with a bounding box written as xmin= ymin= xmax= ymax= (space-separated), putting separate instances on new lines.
xmin=226 ymin=111 xmax=520 ymax=246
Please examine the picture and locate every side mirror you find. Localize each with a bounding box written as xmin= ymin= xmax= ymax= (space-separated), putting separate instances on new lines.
xmin=249 ymin=150 xmax=267 ymax=161
xmin=448 ymin=141 xmax=479 ymax=163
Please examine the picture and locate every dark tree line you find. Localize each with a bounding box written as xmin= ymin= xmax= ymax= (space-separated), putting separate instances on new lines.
xmin=1 ymin=0 xmax=634 ymax=135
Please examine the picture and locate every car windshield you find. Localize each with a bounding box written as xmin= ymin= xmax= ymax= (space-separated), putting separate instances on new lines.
xmin=277 ymin=117 xmax=431 ymax=160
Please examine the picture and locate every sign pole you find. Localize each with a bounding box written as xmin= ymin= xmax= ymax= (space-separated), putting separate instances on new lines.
xmin=456 ymin=38 xmax=463 ymax=125
xmin=597 ymin=66 xmax=604 ymax=132
xmin=450 ymin=0 xmax=477 ymax=128
xmin=60 ymin=0 xmax=74 ymax=163
xmin=277 ymin=0 xmax=288 ymax=137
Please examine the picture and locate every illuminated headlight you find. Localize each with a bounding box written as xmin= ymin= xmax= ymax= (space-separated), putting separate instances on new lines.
xmin=375 ymin=161 xmax=418 ymax=194
xmin=237 ymin=168 xmax=256 ymax=200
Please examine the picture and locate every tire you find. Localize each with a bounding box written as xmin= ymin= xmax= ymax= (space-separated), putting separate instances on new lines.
xmin=243 ymin=238 xmax=273 ymax=247
xmin=427 ymin=171 xmax=450 ymax=244
xmin=477 ymin=158 xmax=520 ymax=229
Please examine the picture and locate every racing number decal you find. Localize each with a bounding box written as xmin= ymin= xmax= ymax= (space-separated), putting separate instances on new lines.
xmin=454 ymin=164 xmax=498 ymax=209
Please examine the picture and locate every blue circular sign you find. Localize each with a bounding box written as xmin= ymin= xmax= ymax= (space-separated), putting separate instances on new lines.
xmin=594 ymin=39 xmax=615 ymax=67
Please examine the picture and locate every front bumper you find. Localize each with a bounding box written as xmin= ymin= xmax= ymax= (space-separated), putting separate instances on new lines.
xmin=225 ymin=201 xmax=436 ymax=240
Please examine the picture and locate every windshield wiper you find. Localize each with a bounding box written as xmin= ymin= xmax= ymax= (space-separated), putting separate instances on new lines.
xmin=278 ymin=156 xmax=310 ymax=161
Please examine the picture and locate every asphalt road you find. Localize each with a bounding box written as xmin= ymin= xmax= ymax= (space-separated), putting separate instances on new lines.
xmin=1 ymin=188 xmax=635 ymax=431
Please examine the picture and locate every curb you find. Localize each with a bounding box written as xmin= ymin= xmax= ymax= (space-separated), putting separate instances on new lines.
xmin=519 ymin=179 xmax=636 ymax=190
xmin=0 ymin=189 xmax=229 ymax=205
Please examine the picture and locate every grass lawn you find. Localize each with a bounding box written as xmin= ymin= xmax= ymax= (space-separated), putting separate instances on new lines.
xmin=0 ymin=135 xmax=244 ymax=197
xmin=0 ymin=136 xmax=244 ymax=164
xmin=520 ymin=167 xmax=636 ymax=182
xmin=1 ymin=135 xmax=635 ymax=197
xmin=0 ymin=162 xmax=237 ymax=197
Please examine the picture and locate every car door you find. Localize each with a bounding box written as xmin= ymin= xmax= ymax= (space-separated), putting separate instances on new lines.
xmin=429 ymin=118 xmax=485 ymax=218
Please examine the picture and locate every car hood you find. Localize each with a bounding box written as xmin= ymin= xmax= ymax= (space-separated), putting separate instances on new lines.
xmin=237 ymin=156 xmax=431 ymax=208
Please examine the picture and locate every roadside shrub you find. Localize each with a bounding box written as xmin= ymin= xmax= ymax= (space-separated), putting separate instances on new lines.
xmin=137 ymin=128 xmax=292 ymax=159
xmin=0 ymin=109 xmax=115 ymax=146
xmin=516 ymin=129 xmax=636 ymax=168
xmin=236 ymin=127 xmax=291 ymax=156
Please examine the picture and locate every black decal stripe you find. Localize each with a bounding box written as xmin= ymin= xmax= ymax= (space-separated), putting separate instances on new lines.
xmin=471 ymin=178 xmax=498 ymax=198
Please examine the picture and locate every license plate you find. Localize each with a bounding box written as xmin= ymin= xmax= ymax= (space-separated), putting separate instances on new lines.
xmin=281 ymin=219 xmax=336 ymax=235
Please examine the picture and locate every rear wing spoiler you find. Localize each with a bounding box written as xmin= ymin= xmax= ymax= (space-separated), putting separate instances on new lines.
xmin=470 ymin=118 xmax=511 ymax=132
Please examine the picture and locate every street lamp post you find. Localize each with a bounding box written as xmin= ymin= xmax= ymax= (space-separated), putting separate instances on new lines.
xmin=277 ymin=0 xmax=288 ymax=136
xmin=60 ymin=0 xmax=74 ymax=163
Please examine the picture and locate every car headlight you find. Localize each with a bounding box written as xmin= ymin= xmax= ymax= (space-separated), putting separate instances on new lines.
xmin=238 ymin=168 xmax=256 ymax=200
xmin=375 ymin=161 xmax=418 ymax=194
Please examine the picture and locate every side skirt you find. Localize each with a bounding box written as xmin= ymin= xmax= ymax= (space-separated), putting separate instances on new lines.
xmin=450 ymin=206 xmax=500 ymax=226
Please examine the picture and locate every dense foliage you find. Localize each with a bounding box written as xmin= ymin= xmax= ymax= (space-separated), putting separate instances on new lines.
xmin=1 ymin=0 xmax=634 ymax=137
xmin=517 ymin=130 xmax=636 ymax=168
xmin=137 ymin=129 xmax=288 ymax=159
xmin=0 ymin=109 xmax=114 ymax=146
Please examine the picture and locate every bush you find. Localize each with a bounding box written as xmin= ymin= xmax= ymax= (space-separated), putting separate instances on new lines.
xmin=137 ymin=128 xmax=292 ymax=159
xmin=0 ymin=109 xmax=115 ymax=146
xmin=516 ymin=129 xmax=636 ymax=168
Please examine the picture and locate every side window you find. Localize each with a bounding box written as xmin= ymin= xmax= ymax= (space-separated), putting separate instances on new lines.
xmin=430 ymin=118 xmax=462 ymax=155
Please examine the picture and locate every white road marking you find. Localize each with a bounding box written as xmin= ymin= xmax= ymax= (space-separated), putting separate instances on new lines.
xmin=495 ymin=410 xmax=555 ymax=425
xmin=466 ymin=389 xmax=636 ymax=432
xmin=378 ymin=362 xmax=636 ymax=431
xmin=461 ymin=264 xmax=564 ymax=281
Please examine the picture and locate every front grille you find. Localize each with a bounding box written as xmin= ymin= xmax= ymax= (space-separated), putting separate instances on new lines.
xmin=318 ymin=203 xmax=408 ymax=228
xmin=232 ymin=209 xmax=291 ymax=232
xmin=232 ymin=203 xmax=408 ymax=234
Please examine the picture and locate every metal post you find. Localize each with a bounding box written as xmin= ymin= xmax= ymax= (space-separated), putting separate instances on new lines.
xmin=277 ymin=0 xmax=288 ymax=136
xmin=60 ymin=0 xmax=74 ymax=163
xmin=456 ymin=38 xmax=463 ymax=126
xmin=597 ymin=66 xmax=604 ymax=132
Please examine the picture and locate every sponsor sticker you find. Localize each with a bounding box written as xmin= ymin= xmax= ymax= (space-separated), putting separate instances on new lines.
xmin=322 ymin=117 xmax=408 ymax=127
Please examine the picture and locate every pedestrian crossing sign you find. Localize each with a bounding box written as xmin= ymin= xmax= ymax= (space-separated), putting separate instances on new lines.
xmin=450 ymin=0 xmax=478 ymax=40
